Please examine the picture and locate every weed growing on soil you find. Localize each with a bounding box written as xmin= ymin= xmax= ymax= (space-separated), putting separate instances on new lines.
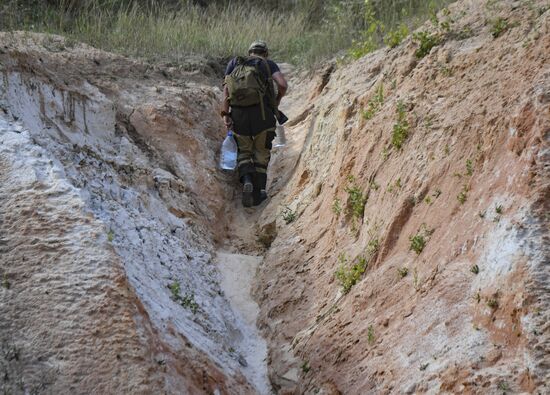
xmin=433 ymin=189 xmax=442 ymax=198
xmin=490 ymin=17 xmax=509 ymax=38
xmin=2 ymin=274 xmax=10 ymax=289
xmin=169 ymin=281 xmax=199 ymax=313
xmin=497 ymin=381 xmax=510 ymax=391
xmin=369 ymin=181 xmax=380 ymax=191
xmin=282 ymin=206 xmax=297 ymax=224
xmin=495 ymin=204 xmax=503 ymax=214
xmin=419 ymin=362 xmax=429 ymax=371
xmin=345 ymin=176 xmax=366 ymax=220
xmin=424 ymin=196 xmax=433 ymax=205
xmin=169 ymin=281 xmax=181 ymax=300
xmin=470 ymin=264 xmax=479 ymax=274
xmin=335 ymin=254 xmax=368 ymax=294
xmin=486 ymin=299 xmax=498 ymax=309
xmin=332 ymin=198 xmax=343 ymax=216
xmin=410 ymin=224 xmax=433 ymax=255
xmin=362 ymin=84 xmax=384 ymax=120
xmin=397 ymin=267 xmax=409 ymax=279
xmin=391 ymin=101 xmax=409 ymax=149
xmin=384 ymin=23 xmax=409 ymax=48
xmin=457 ymin=184 xmax=469 ymax=204
xmin=410 ymin=234 xmax=426 ymax=254
xmin=180 ymin=293 xmax=199 ymax=314
xmin=466 ymin=159 xmax=474 ymax=176
xmin=413 ymin=31 xmax=442 ymax=58
xmin=301 ymin=361 xmax=310 ymax=373
xmin=386 ymin=177 xmax=402 ymax=194
xmin=367 ymin=325 xmax=375 ymax=344
xmin=107 ymin=229 xmax=115 ymax=242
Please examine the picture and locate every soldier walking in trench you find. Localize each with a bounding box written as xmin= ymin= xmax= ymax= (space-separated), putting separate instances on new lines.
xmin=221 ymin=41 xmax=288 ymax=207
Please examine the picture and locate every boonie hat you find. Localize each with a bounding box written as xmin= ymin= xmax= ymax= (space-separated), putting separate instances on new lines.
xmin=248 ymin=40 xmax=268 ymax=53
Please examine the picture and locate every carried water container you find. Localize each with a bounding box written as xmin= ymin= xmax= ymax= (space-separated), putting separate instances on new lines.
xmin=220 ymin=130 xmax=238 ymax=170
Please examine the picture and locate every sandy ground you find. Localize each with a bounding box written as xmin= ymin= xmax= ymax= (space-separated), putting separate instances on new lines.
xmin=217 ymin=252 xmax=271 ymax=394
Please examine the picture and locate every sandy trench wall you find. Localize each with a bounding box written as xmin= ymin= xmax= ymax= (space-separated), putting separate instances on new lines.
xmin=256 ymin=1 xmax=550 ymax=394
xmin=0 ymin=33 xmax=258 ymax=394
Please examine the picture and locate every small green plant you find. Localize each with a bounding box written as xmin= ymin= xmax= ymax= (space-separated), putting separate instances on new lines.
xmin=424 ymin=196 xmax=433 ymax=205
xmin=282 ymin=206 xmax=297 ymax=224
xmin=369 ymin=181 xmax=379 ymax=191
xmin=490 ymin=17 xmax=509 ymax=38
xmin=2 ymin=274 xmax=10 ymax=289
xmin=335 ymin=254 xmax=368 ymax=294
xmin=419 ymin=362 xmax=429 ymax=371
xmin=107 ymin=229 xmax=115 ymax=242
xmin=457 ymin=185 xmax=468 ymax=204
xmin=362 ymin=83 xmax=384 ymax=120
xmin=410 ymin=234 xmax=426 ymax=254
xmin=391 ymin=101 xmax=409 ymax=149
xmin=387 ymin=178 xmax=403 ymax=194
xmin=348 ymin=1 xmax=383 ymax=59
xmin=301 ymin=360 xmax=310 ymax=373
xmin=478 ymin=210 xmax=486 ymax=219
xmin=495 ymin=205 xmax=503 ymax=214
xmin=367 ymin=325 xmax=375 ymax=344
xmin=169 ymin=281 xmax=199 ymax=313
xmin=470 ymin=264 xmax=479 ymax=274
xmin=466 ymin=159 xmax=473 ymax=176
xmin=169 ymin=281 xmax=181 ymax=300
xmin=497 ymin=381 xmax=510 ymax=391
xmin=432 ymin=189 xmax=442 ymax=198
xmin=444 ymin=144 xmax=450 ymax=156
xmin=409 ymin=224 xmax=433 ymax=255
xmin=345 ymin=177 xmax=366 ymax=220
xmin=486 ymin=297 xmax=499 ymax=309
xmin=384 ymin=23 xmax=409 ymax=48
xmin=332 ymin=198 xmax=343 ymax=216
xmin=397 ymin=267 xmax=409 ymax=278
xmin=413 ymin=31 xmax=442 ymax=58
xmin=180 ymin=293 xmax=199 ymax=314
xmin=366 ymin=238 xmax=380 ymax=255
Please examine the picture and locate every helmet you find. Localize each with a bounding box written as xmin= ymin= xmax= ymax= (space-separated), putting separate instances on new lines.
xmin=248 ymin=40 xmax=268 ymax=54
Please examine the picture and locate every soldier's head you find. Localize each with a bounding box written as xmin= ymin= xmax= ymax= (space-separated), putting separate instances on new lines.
xmin=248 ymin=40 xmax=268 ymax=58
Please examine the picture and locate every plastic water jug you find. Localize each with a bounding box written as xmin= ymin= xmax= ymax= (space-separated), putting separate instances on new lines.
xmin=220 ymin=130 xmax=238 ymax=170
xmin=273 ymin=124 xmax=286 ymax=148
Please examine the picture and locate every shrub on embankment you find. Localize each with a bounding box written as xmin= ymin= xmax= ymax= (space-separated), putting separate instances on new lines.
xmin=1 ymin=0 xmax=452 ymax=66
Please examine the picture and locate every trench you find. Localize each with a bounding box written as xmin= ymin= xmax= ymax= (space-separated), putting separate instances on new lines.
xmin=0 ymin=54 xmax=294 ymax=393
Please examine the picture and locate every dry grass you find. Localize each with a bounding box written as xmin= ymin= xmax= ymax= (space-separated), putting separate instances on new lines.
xmin=1 ymin=0 xmax=453 ymax=66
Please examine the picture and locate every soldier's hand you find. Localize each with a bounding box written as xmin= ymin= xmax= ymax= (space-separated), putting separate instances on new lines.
xmin=223 ymin=115 xmax=233 ymax=129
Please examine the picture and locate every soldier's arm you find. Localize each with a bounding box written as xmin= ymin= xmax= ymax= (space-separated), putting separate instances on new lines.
xmin=221 ymin=85 xmax=233 ymax=129
xmin=272 ymin=71 xmax=288 ymax=106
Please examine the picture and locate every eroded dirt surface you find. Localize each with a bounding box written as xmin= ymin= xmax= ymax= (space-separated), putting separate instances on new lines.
xmin=1 ymin=0 xmax=549 ymax=394
xmin=0 ymin=32 xmax=258 ymax=394
xmin=254 ymin=1 xmax=550 ymax=394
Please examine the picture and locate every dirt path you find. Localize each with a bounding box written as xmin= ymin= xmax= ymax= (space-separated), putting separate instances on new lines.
xmin=216 ymin=252 xmax=270 ymax=394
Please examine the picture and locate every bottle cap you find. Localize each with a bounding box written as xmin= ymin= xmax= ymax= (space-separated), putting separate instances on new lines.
xmin=227 ymin=130 xmax=233 ymax=137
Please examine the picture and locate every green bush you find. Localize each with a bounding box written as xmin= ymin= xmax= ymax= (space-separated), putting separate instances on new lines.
xmin=345 ymin=176 xmax=366 ymax=220
xmin=335 ymin=254 xmax=368 ymax=294
xmin=384 ymin=23 xmax=409 ymax=48
xmin=412 ymin=30 xmax=442 ymax=58
xmin=391 ymin=101 xmax=409 ymax=149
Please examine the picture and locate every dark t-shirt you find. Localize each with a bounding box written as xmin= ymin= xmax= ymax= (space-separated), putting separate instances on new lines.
xmin=225 ymin=57 xmax=280 ymax=136
xmin=224 ymin=57 xmax=280 ymax=78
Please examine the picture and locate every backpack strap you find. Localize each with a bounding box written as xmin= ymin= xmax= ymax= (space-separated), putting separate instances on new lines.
xmin=258 ymin=58 xmax=278 ymax=117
